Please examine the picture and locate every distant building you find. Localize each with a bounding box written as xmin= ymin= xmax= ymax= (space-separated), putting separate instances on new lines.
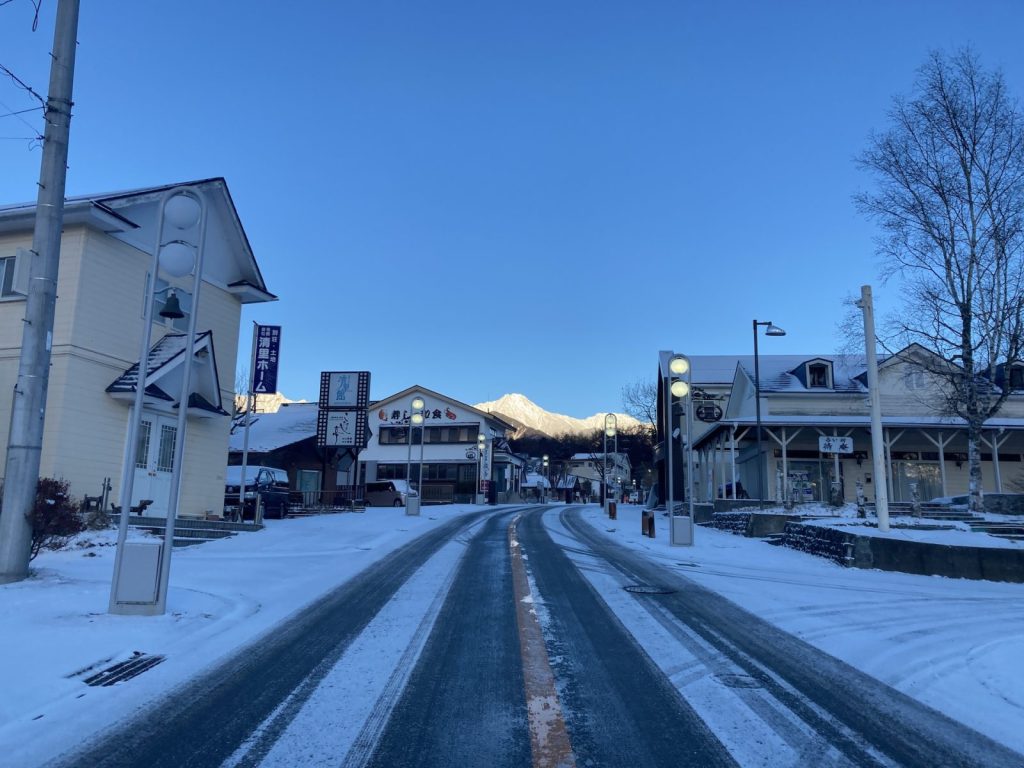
xmin=360 ymin=386 xmax=520 ymax=503
xmin=657 ymin=345 xmax=1024 ymax=506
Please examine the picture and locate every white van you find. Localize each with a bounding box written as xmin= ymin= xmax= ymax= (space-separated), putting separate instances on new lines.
xmin=364 ymin=480 xmax=411 ymax=507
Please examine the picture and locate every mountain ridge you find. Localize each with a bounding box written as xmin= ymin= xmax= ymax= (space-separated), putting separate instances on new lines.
xmin=473 ymin=393 xmax=641 ymax=438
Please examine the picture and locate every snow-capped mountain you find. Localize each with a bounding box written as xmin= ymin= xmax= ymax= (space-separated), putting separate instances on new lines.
xmin=473 ymin=393 xmax=641 ymax=438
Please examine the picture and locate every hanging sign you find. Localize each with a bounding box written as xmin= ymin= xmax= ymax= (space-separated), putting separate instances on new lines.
xmin=818 ymin=435 xmax=853 ymax=454
xmin=695 ymin=403 xmax=723 ymax=422
xmin=252 ymin=325 xmax=281 ymax=394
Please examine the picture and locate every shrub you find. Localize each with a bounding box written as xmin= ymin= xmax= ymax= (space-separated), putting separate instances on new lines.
xmin=27 ymin=477 xmax=85 ymax=561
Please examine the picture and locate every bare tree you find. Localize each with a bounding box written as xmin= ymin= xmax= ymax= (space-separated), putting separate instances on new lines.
xmin=621 ymin=378 xmax=657 ymax=427
xmin=234 ymin=366 xmax=250 ymax=417
xmin=856 ymin=48 xmax=1024 ymax=511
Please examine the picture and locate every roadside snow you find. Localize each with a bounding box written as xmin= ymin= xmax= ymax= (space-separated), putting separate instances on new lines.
xmin=575 ymin=504 xmax=1024 ymax=754
xmin=0 ymin=506 xmax=482 ymax=767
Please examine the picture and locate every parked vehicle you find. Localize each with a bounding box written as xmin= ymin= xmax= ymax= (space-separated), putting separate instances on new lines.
xmin=365 ymin=480 xmax=411 ymax=507
xmin=225 ymin=465 xmax=291 ymax=520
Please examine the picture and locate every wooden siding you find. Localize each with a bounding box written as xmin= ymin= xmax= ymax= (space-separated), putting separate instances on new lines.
xmin=0 ymin=226 xmax=243 ymax=517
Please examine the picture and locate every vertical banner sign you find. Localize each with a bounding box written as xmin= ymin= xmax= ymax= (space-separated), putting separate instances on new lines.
xmin=253 ymin=325 xmax=281 ymax=394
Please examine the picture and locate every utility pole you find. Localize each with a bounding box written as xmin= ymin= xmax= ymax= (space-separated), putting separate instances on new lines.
xmin=858 ymin=285 xmax=890 ymax=532
xmin=0 ymin=0 xmax=81 ymax=584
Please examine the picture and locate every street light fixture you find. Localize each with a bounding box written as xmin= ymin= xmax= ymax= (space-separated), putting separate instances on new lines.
xmin=407 ymin=396 xmax=424 ymax=491
xmin=542 ymin=454 xmax=549 ymax=502
xmin=109 ymin=186 xmax=207 ymax=616
xmin=753 ymin=320 xmax=786 ymax=507
xmin=477 ymin=432 xmax=486 ymax=504
xmin=666 ymin=354 xmax=693 ymax=515
xmin=604 ymin=413 xmax=617 ymax=514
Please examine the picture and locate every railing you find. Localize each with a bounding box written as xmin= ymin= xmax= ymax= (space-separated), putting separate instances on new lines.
xmin=289 ymin=486 xmax=366 ymax=513
xmin=420 ymin=484 xmax=454 ymax=504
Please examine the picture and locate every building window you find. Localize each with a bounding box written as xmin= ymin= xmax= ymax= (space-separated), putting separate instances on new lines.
xmin=1010 ymin=367 xmax=1024 ymax=390
xmin=808 ymin=363 xmax=831 ymax=388
xmin=0 ymin=252 xmax=27 ymax=298
xmin=422 ymin=425 xmax=479 ymax=444
xmin=376 ymin=463 xmax=409 ymax=480
xmin=905 ymin=370 xmax=926 ymax=390
xmin=379 ymin=427 xmax=410 ymax=445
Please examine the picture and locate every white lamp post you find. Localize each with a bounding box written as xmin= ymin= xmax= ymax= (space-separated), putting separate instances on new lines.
xmin=753 ymin=320 xmax=786 ymax=507
xmin=406 ymin=396 xmax=424 ymax=490
xmin=109 ymin=187 xmax=207 ymax=616
xmin=542 ymin=454 xmax=549 ymax=502
xmin=666 ymin=355 xmax=690 ymax=515
xmin=477 ymin=432 xmax=487 ymax=504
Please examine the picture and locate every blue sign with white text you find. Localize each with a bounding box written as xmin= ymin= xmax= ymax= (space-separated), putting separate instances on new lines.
xmin=253 ymin=325 xmax=281 ymax=394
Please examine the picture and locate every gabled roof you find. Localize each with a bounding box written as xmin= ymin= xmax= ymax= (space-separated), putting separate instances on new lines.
xmin=373 ymin=385 xmax=516 ymax=432
xmin=228 ymin=402 xmax=319 ymax=453
xmin=0 ymin=178 xmax=275 ymax=304
xmin=106 ymin=331 xmax=228 ymax=416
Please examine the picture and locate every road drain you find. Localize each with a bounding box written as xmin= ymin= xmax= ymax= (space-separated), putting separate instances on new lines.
xmin=715 ymin=673 xmax=762 ymax=689
xmin=623 ymin=584 xmax=675 ymax=595
xmin=82 ymin=652 xmax=166 ymax=687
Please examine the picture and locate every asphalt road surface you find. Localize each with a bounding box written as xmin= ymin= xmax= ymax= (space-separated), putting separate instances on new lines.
xmin=53 ymin=506 xmax=1024 ymax=768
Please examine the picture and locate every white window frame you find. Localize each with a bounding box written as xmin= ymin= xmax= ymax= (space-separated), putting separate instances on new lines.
xmin=806 ymin=361 xmax=833 ymax=389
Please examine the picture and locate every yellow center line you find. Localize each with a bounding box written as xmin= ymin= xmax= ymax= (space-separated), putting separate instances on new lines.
xmin=509 ymin=514 xmax=576 ymax=768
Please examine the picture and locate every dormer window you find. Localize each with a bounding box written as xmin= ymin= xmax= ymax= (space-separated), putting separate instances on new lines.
xmin=1010 ymin=366 xmax=1024 ymax=390
xmin=808 ymin=362 xmax=832 ymax=388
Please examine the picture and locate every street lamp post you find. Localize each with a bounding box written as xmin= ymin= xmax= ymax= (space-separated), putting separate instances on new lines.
xmin=667 ymin=355 xmax=691 ymax=513
xmin=604 ymin=413 xmax=616 ymax=514
xmin=753 ymin=320 xmax=786 ymax=508
xmin=109 ymin=187 xmax=207 ymax=616
xmin=477 ymin=432 xmax=486 ymax=504
xmin=542 ymin=454 xmax=549 ymax=502
xmin=406 ymin=396 xmax=424 ymax=490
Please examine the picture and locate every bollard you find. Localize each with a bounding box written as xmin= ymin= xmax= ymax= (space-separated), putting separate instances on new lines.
xmin=608 ymin=501 xmax=617 ymax=520
xmin=648 ymin=513 xmax=656 ymax=538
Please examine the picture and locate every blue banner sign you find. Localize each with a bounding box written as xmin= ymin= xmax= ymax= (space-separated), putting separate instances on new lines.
xmin=253 ymin=325 xmax=281 ymax=394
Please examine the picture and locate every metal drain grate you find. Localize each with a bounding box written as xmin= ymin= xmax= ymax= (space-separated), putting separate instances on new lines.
xmin=623 ymin=584 xmax=676 ymax=595
xmin=82 ymin=652 xmax=166 ymax=687
xmin=715 ymin=673 xmax=762 ymax=689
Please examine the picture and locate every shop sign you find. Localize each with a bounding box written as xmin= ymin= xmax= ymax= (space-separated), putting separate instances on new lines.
xmin=377 ymin=404 xmax=460 ymax=424
xmin=317 ymin=370 xmax=371 ymax=449
xmin=252 ymin=325 xmax=281 ymax=394
xmin=818 ymin=435 xmax=853 ymax=454
xmin=695 ymin=403 xmax=723 ymax=422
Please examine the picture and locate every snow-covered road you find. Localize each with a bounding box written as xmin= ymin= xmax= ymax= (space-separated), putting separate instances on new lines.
xmin=1 ymin=504 xmax=1021 ymax=767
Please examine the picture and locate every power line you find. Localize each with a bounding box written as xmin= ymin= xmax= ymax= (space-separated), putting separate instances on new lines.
xmin=0 ymin=0 xmax=43 ymax=31
xmin=0 ymin=105 xmax=42 ymax=120
xmin=0 ymin=63 xmax=45 ymax=105
xmin=0 ymin=97 xmax=42 ymax=136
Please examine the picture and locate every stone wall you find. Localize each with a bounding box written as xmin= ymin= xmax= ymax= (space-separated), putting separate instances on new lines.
xmin=781 ymin=522 xmax=1024 ymax=583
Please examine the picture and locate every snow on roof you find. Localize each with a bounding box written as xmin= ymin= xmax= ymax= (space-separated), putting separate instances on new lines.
xmin=523 ymin=472 xmax=551 ymax=488
xmin=229 ymin=402 xmax=319 ymax=453
xmin=106 ymin=332 xmax=206 ymax=395
xmin=687 ymin=354 xmax=884 ymax=393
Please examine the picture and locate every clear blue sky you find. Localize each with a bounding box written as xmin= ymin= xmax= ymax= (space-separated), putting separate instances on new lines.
xmin=2 ymin=1 xmax=1024 ymax=416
